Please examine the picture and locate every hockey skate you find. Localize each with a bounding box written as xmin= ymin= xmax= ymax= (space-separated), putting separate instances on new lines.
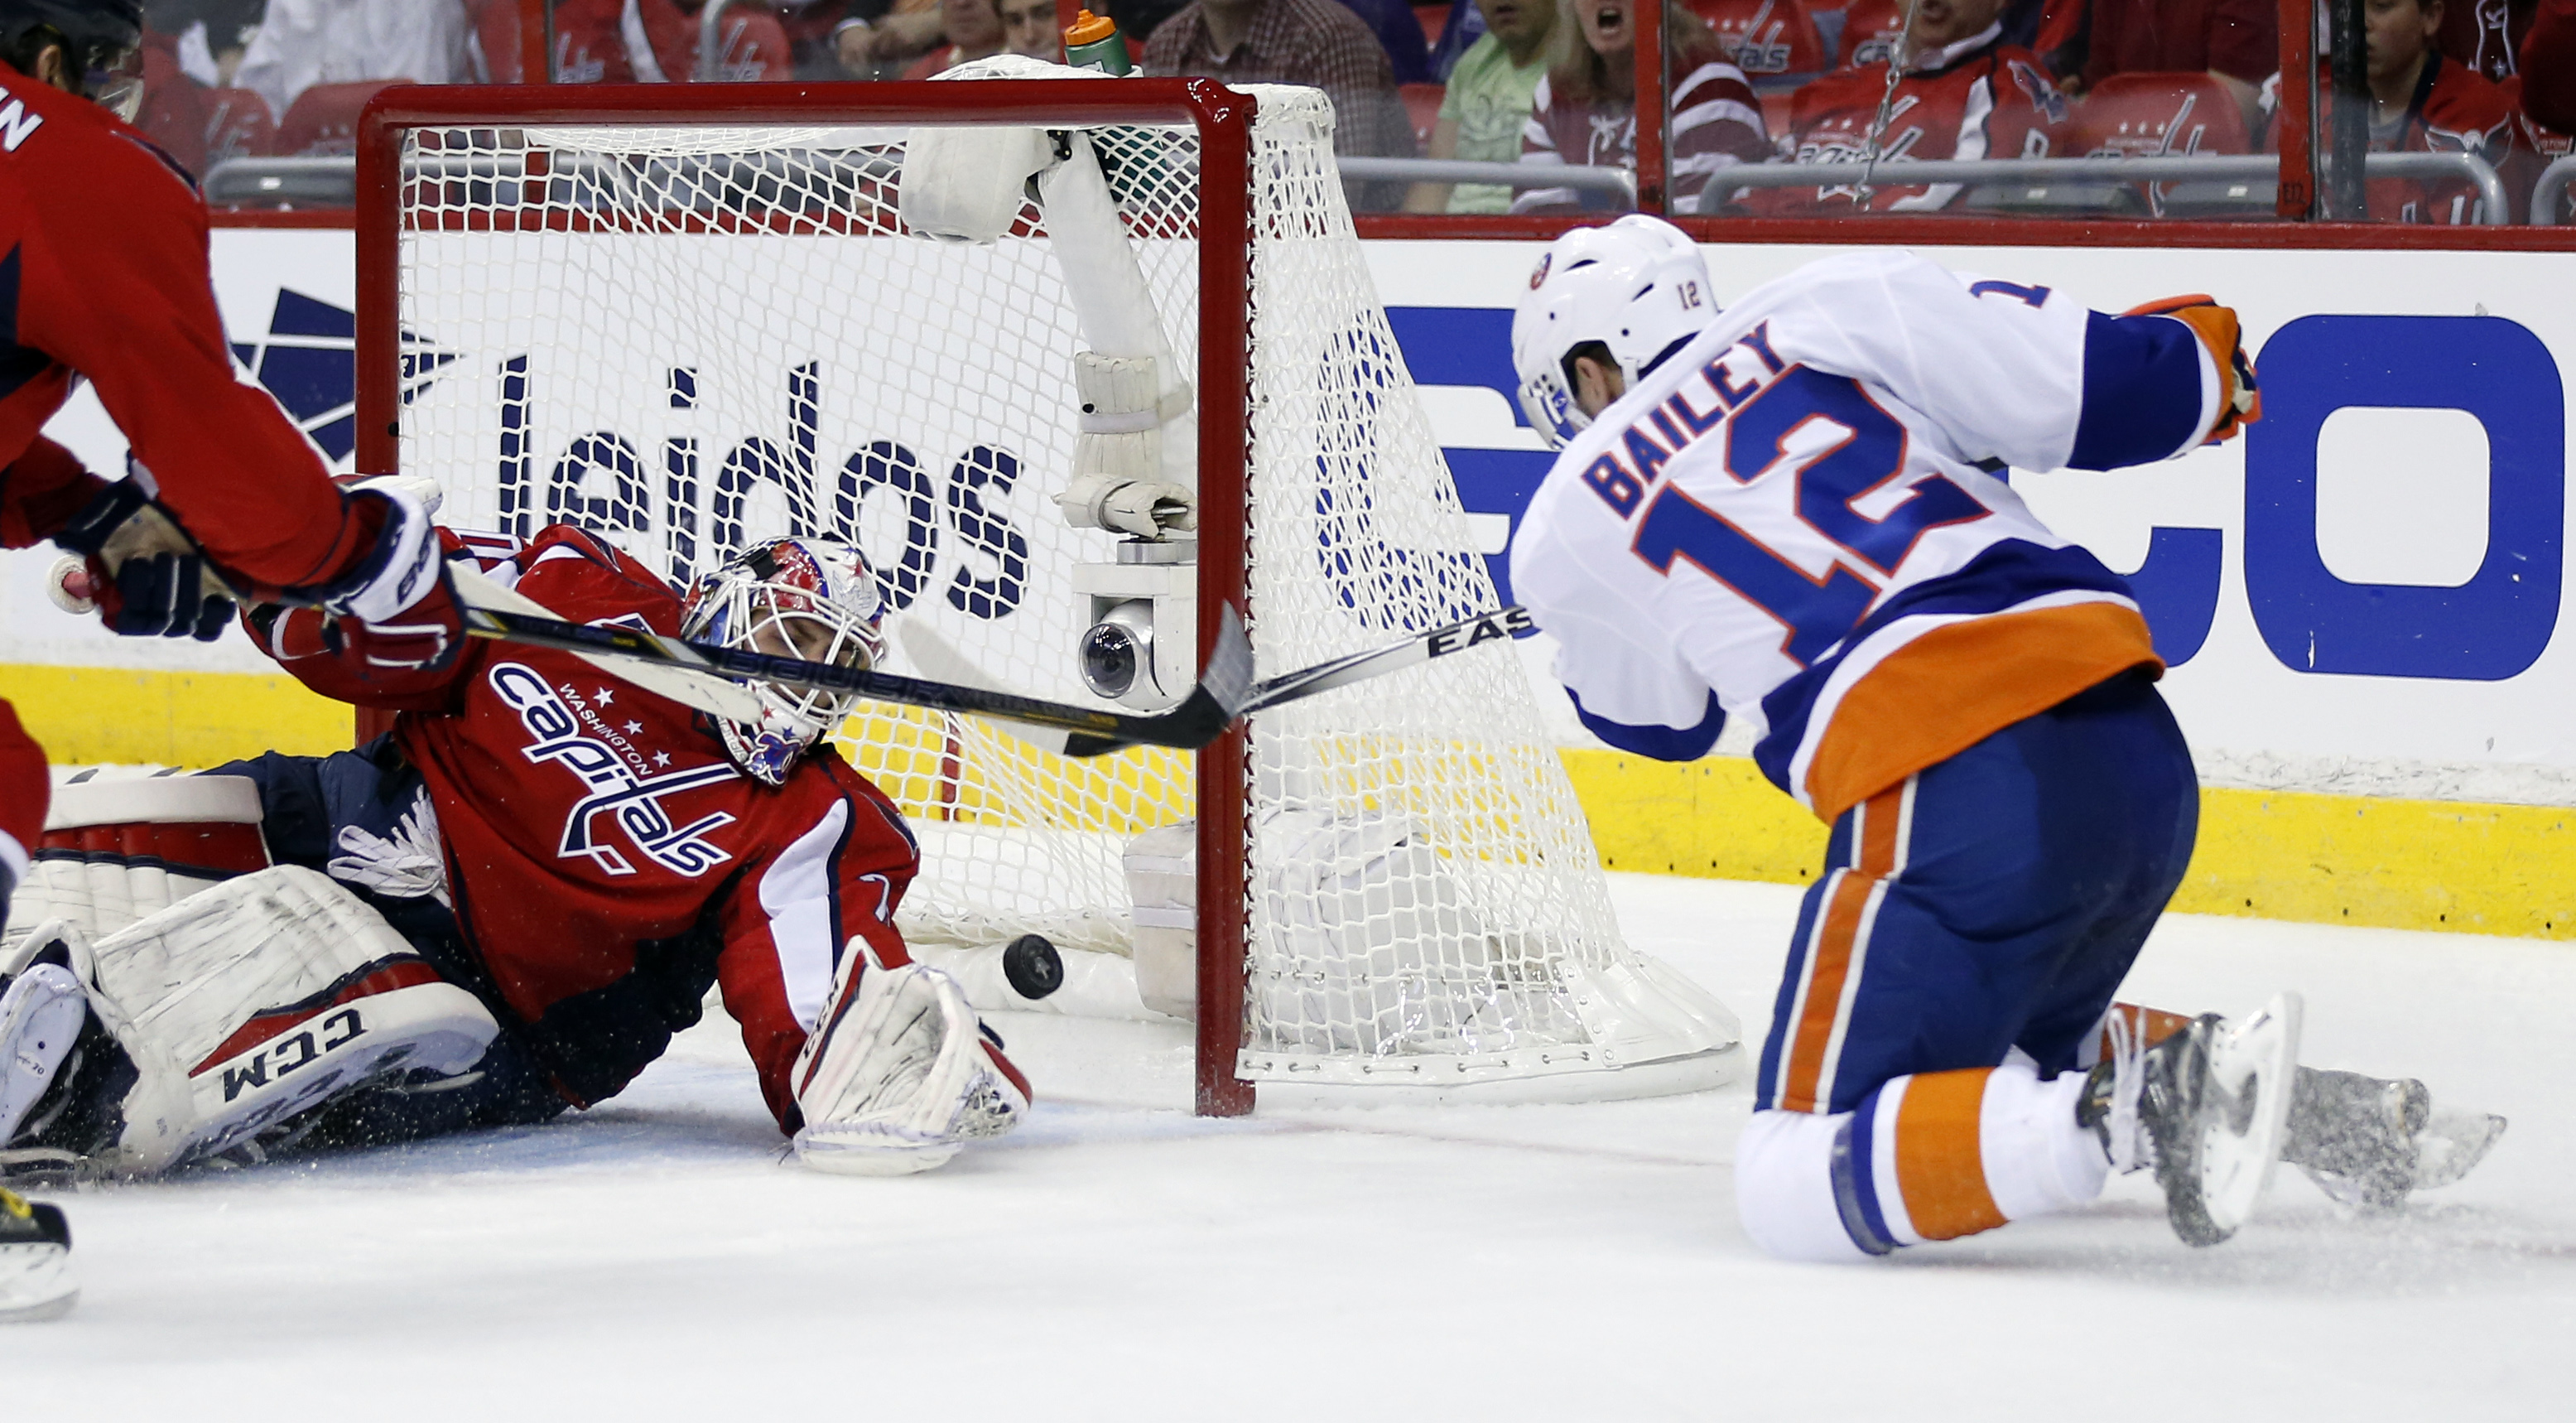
xmin=2285 ymin=1068 xmax=2507 ymax=1213
xmin=0 ymin=1186 xmax=75 ymax=1322
xmin=2083 ymin=994 xmax=2303 ymax=1247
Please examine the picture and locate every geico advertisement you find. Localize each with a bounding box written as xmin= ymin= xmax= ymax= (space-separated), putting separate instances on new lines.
xmin=16 ymin=228 xmax=2575 ymax=801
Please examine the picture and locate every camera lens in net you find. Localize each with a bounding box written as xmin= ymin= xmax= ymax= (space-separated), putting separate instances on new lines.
xmin=1079 ymin=620 xmax=1143 ymax=698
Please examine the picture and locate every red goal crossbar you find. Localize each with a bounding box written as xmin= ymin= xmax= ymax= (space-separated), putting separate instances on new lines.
xmin=352 ymin=80 xmax=1263 ymax=1116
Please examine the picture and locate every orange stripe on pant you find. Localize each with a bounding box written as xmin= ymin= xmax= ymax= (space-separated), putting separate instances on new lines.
xmin=1779 ymin=782 xmax=1906 ymax=1114
xmin=1894 ymin=1067 xmax=2009 ymax=1240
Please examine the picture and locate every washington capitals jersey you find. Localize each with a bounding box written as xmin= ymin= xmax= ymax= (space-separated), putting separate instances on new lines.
xmin=0 ymin=60 xmax=374 ymax=591
xmin=1510 ymin=250 xmax=2232 ymax=822
xmin=258 ymin=525 xmax=920 ymax=1129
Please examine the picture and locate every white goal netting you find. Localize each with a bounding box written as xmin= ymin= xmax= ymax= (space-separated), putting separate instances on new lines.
xmin=389 ymin=78 xmax=1739 ymax=1097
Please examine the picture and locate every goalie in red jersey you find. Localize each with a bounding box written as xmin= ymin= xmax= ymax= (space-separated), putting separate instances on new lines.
xmin=0 ymin=526 xmax=1030 ymax=1181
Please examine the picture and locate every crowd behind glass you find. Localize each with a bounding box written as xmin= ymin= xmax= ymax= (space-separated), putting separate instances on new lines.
xmin=137 ymin=0 xmax=2576 ymax=221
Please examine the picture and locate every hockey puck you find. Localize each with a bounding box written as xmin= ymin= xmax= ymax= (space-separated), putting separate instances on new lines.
xmin=1002 ymin=933 xmax=1064 ymax=1001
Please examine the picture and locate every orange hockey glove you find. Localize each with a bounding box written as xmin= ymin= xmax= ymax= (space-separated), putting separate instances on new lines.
xmin=2124 ymin=295 xmax=2261 ymax=445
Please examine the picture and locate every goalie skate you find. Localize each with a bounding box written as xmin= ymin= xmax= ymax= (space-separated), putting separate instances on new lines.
xmin=2087 ymin=994 xmax=2304 ymax=1247
xmin=0 ymin=1187 xmax=74 ymax=1323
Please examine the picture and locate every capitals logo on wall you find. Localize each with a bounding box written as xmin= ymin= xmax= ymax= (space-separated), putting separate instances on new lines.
xmin=229 ymin=289 xmax=455 ymax=465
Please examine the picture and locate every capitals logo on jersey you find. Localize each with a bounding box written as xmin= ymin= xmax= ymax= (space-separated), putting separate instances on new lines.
xmin=488 ymin=662 xmax=738 ymax=877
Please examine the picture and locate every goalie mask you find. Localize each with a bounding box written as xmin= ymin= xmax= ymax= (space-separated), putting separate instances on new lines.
xmin=679 ymin=538 xmax=888 ymax=786
xmin=1510 ymin=215 xmax=1718 ymax=450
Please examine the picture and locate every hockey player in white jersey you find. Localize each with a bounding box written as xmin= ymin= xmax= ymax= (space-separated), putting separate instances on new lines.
xmin=1508 ymin=216 xmax=2501 ymax=1257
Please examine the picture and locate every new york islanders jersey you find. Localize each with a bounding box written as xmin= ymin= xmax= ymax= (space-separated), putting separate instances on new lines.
xmin=259 ymin=525 xmax=920 ymax=1130
xmin=1510 ymin=250 xmax=2232 ymax=822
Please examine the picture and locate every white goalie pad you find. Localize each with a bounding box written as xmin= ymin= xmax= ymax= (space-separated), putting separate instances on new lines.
xmin=2 ymin=775 xmax=270 ymax=953
xmin=791 ymin=947 xmax=1029 ymax=1176
xmin=2 ymin=866 xmax=496 ymax=1175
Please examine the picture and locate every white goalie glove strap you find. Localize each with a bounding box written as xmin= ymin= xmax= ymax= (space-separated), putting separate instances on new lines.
xmin=791 ymin=946 xmax=1028 ymax=1176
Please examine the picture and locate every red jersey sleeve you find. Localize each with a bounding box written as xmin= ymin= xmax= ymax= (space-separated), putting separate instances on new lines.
xmin=0 ymin=73 xmax=373 ymax=592
xmin=711 ymin=759 xmax=922 ymax=1132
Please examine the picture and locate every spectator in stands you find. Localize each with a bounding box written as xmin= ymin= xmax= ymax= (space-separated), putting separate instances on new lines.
xmin=545 ymin=0 xmax=796 ymax=82
xmin=999 ymin=0 xmax=1063 ymax=57
xmin=1331 ymin=0 xmax=1436 ymax=82
xmin=902 ymin=0 xmax=1008 ymax=74
xmin=1726 ymin=0 xmax=2070 ymax=214
xmin=1404 ymin=0 xmax=1567 ymax=211
xmin=1142 ymin=0 xmax=1420 ymax=209
xmin=2523 ymin=0 xmax=2574 ymax=131
xmin=835 ymin=0 xmax=952 ymax=73
xmin=2440 ymin=0 xmax=2532 ymax=81
xmin=1512 ymin=0 xmax=1767 ymax=213
xmin=2045 ymin=0 xmax=2275 ymax=129
xmin=2280 ymin=0 xmax=2521 ymax=222
xmin=234 ymin=0 xmax=474 ymax=118
xmin=1428 ymin=0 xmax=1486 ymax=77
xmin=151 ymin=0 xmax=261 ymax=87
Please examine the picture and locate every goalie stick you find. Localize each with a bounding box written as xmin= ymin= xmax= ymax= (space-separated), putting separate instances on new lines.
xmin=460 ymin=596 xmax=1258 ymax=757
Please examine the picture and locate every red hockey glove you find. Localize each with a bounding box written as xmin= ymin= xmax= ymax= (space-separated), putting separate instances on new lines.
xmin=51 ymin=479 xmax=235 ymax=641
xmin=2123 ymin=295 xmax=2261 ymax=445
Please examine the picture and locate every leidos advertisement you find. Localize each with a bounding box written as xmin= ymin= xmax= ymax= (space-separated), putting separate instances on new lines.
xmin=17 ymin=229 xmax=2574 ymax=802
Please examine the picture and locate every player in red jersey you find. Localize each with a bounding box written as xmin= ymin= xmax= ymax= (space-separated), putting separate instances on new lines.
xmin=0 ymin=525 xmax=1030 ymax=1179
xmin=0 ymin=0 xmax=465 ymax=670
xmin=1727 ymin=0 xmax=2072 ymax=214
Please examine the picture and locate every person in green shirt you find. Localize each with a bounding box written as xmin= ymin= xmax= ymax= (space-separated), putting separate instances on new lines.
xmin=1404 ymin=0 xmax=1570 ymax=214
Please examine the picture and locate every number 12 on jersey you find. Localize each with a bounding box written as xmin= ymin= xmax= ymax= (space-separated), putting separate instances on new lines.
xmin=1630 ymin=367 xmax=1991 ymax=667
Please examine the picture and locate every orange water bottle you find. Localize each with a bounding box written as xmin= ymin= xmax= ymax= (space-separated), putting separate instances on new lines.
xmin=1064 ymin=9 xmax=1131 ymax=75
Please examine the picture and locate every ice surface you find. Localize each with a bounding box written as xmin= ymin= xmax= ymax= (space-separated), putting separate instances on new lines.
xmin=6 ymin=875 xmax=2570 ymax=1419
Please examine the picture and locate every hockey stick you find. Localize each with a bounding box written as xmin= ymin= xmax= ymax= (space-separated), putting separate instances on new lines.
xmin=1237 ymin=605 xmax=1533 ymax=717
xmin=460 ymin=596 xmax=1258 ymax=757
xmin=450 ymin=564 xmax=768 ymax=724
xmin=898 ymin=604 xmax=1537 ymax=755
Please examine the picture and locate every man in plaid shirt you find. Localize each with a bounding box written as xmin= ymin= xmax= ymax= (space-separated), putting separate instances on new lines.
xmin=1144 ymin=0 xmax=1421 ymax=209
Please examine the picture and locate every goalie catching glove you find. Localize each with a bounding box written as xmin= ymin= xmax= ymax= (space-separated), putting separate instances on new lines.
xmin=791 ymin=944 xmax=1030 ymax=1175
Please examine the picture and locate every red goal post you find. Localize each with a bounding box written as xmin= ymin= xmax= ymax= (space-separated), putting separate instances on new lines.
xmin=351 ymin=80 xmax=1262 ymax=1115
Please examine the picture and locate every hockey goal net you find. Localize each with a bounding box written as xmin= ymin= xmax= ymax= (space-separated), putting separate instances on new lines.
xmin=355 ymin=70 xmax=1738 ymax=1112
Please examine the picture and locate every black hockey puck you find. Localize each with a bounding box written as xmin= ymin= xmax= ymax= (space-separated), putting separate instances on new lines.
xmin=1002 ymin=933 xmax=1064 ymax=1001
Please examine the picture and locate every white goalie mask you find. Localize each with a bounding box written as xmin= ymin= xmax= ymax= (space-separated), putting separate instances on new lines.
xmin=1510 ymin=215 xmax=1720 ymax=450
xmin=679 ymin=538 xmax=889 ymax=786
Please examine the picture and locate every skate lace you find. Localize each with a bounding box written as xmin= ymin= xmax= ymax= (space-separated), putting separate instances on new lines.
xmin=2102 ymin=1010 xmax=2150 ymax=1173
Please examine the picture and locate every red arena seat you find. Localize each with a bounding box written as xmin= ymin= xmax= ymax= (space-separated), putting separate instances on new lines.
xmin=272 ymin=80 xmax=397 ymax=157
xmin=1690 ymin=0 xmax=1830 ymax=84
xmin=1832 ymin=0 xmax=1901 ymax=69
xmin=1414 ymin=2 xmax=1447 ymax=47
xmin=2074 ymin=71 xmax=2254 ymax=157
xmin=201 ymin=89 xmax=278 ymax=164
